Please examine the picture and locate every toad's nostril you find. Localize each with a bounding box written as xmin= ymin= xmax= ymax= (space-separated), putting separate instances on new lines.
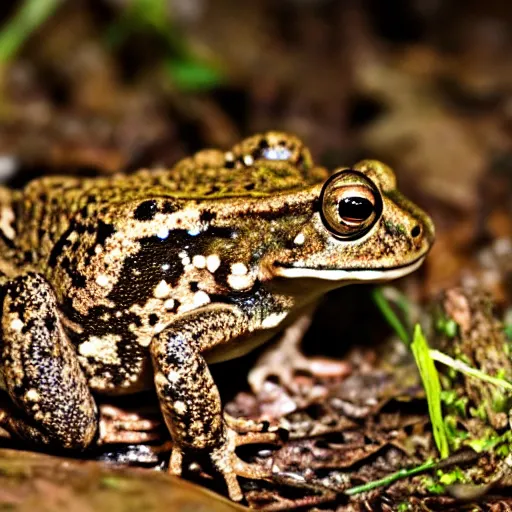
xmin=411 ymin=225 xmax=421 ymax=238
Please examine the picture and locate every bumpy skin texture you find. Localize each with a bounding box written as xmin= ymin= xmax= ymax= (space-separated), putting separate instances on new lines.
xmin=0 ymin=132 xmax=434 ymax=500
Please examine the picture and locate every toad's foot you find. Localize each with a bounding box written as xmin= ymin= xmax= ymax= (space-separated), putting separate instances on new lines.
xmin=249 ymin=308 xmax=351 ymax=394
xmin=224 ymin=411 xmax=284 ymax=437
xmin=249 ymin=350 xmax=352 ymax=394
xmin=169 ymin=426 xmax=278 ymax=502
xmin=248 ymin=319 xmax=350 ymax=396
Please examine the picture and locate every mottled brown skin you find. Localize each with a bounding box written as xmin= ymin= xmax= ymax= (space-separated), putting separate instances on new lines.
xmin=0 ymin=132 xmax=434 ymax=500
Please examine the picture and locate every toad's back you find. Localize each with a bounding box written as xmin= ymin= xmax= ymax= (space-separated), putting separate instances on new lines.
xmin=2 ymin=132 xmax=324 ymax=266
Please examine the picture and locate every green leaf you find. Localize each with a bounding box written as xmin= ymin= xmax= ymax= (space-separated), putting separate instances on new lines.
xmin=165 ymin=58 xmax=223 ymax=91
xmin=435 ymin=316 xmax=458 ymax=338
xmin=503 ymin=323 xmax=512 ymax=341
xmin=411 ymin=324 xmax=450 ymax=458
xmin=437 ymin=467 xmax=465 ymax=485
xmin=466 ymin=430 xmax=512 ymax=455
xmin=106 ymin=0 xmax=171 ymax=47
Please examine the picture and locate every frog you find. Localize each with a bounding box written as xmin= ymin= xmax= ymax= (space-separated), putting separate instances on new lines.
xmin=0 ymin=131 xmax=434 ymax=501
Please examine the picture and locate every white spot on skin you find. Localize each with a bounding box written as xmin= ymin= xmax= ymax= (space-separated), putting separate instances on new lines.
xmin=25 ymin=389 xmax=40 ymax=402
xmin=294 ymin=232 xmax=305 ymax=245
xmin=10 ymin=318 xmax=24 ymax=332
xmin=192 ymin=255 xmax=206 ymax=269
xmin=162 ymin=263 xmax=170 ymax=271
xmin=108 ymin=247 xmax=122 ymax=259
xmin=168 ymin=370 xmax=180 ymax=383
xmin=262 ymin=147 xmax=292 ymax=161
xmin=95 ymin=274 xmax=110 ymax=287
xmin=164 ymin=299 xmax=175 ymax=310
xmin=243 ymin=154 xmax=254 ymax=166
xmin=154 ymin=322 xmax=166 ymax=334
xmin=227 ymin=273 xmax=254 ymax=291
xmin=181 ymin=256 xmax=191 ymax=266
xmin=154 ymin=280 xmax=171 ymax=299
xmin=79 ymin=335 xmax=121 ymax=365
xmin=156 ymin=227 xmax=169 ymax=239
xmin=67 ymin=231 xmax=78 ymax=243
xmin=174 ymin=401 xmax=187 ymax=414
xmin=231 ymin=262 xmax=248 ymax=275
xmin=178 ymin=251 xmax=188 ymax=259
xmin=261 ymin=312 xmax=288 ymax=329
xmin=193 ymin=291 xmax=210 ymax=308
xmin=206 ymin=254 xmax=221 ymax=273
xmin=88 ymin=376 xmax=111 ymax=390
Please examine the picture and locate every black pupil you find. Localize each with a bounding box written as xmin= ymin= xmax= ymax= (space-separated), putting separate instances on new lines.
xmin=338 ymin=196 xmax=374 ymax=221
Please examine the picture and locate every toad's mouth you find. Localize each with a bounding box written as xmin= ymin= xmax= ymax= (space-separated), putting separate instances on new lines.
xmin=273 ymin=255 xmax=426 ymax=282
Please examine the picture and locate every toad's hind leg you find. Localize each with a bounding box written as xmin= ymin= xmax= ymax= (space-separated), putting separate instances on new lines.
xmin=0 ymin=272 xmax=98 ymax=449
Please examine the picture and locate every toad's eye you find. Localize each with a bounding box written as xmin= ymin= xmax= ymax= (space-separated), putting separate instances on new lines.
xmin=320 ymin=171 xmax=382 ymax=239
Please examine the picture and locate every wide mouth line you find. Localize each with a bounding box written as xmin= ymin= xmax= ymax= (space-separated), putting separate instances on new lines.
xmin=274 ymin=253 xmax=427 ymax=273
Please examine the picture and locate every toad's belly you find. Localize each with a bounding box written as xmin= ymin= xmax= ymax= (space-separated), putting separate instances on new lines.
xmin=203 ymin=309 xmax=297 ymax=364
xmin=74 ymin=333 xmax=155 ymax=395
xmin=204 ymin=328 xmax=280 ymax=364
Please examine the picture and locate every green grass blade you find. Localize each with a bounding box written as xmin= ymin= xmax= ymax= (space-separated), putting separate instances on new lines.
xmin=0 ymin=0 xmax=61 ymax=62
xmin=411 ymin=324 xmax=450 ymax=458
xmin=430 ymin=350 xmax=512 ymax=391
xmin=345 ymin=459 xmax=436 ymax=495
xmin=371 ymin=287 xmax=411 ymax=345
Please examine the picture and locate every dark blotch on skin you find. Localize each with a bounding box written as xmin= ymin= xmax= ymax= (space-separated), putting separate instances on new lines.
xmin=49 ymin=221 xmax=80 ymax=267
xmin=162 ymin=202 xmax=178 ymax=214
xmin=61 ymin=256 xmax=87 ymax=288
xmin=200 ymin=210 xmax=216 ymax=223
xmin=95 ymin=221 xmax=115 ymax=246
xmin=134 ymin=200 xmax=158 ymax=221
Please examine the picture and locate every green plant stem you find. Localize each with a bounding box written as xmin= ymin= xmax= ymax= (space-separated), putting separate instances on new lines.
xmin=371 ymin=287 xmax=410 ymax=345
xmin=345 ymin=460 xmax=437 ymax=495
xmin=0 ymin=0 xmax=61 ymax=62
xmin=430 ymin=350 xmax=512 ymax=391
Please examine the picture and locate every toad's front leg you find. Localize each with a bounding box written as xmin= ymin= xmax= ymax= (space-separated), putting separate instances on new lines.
xmin=0 ymin=273 xmax=98 ymax=449
xmin=150 ymin=304 xmax=275 ymax=501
